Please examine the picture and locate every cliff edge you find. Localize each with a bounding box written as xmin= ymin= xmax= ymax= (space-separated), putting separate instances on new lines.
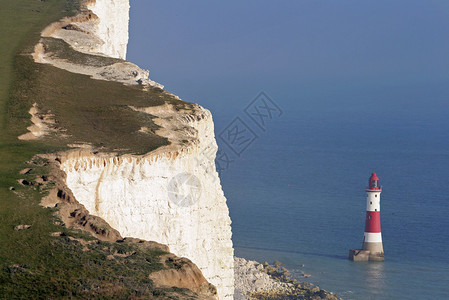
xmin=18 ymin=0 xmax=234 ymax=299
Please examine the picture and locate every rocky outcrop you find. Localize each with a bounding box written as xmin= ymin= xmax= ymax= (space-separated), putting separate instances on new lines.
xmin=235 ymin=258 xmax=341 ymax=300
xmin=150 ymin=254 xmax=217 ymax=299
xmin=234 ymin=257 xmax=289 ymax=299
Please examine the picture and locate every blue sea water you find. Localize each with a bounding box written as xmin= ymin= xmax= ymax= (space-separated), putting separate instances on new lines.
xmin=126 ymin=2 xmax=449 ymax=298
xmin=211 ymin=84 xmax=449 ymax=299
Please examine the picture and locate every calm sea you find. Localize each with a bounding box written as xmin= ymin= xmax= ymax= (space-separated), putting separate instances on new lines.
xmin=209 ymin=83 xmax=449 ymax=299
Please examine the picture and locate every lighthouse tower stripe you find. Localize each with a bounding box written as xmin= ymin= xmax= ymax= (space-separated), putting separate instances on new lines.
xmin=365 ymin=211 xmax=381 ymax=232
xmin=366 ymin=191 xmax=381 ymax=211
xmin=364 ymin=232 xmax=382 ymax=243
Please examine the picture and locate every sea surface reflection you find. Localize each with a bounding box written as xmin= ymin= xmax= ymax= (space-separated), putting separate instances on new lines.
xmin=363 ymin=262 xmax=385 ymax=293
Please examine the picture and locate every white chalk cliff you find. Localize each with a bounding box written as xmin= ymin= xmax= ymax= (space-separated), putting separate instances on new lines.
xmin=32 ymin=0 xmax=235 ymax=299
xmin=60 ymin=107 xmax=234 ymax=299
xmin=86 ymin=0 xmax=130 ymax=59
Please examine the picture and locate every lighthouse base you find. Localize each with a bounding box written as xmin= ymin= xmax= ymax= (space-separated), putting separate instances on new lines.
xmin=349 ymin=249 xmax=385 ymax=261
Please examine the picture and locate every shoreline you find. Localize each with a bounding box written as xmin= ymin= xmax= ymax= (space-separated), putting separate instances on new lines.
xmin=235 ymin=257 xmax=340 ymax=300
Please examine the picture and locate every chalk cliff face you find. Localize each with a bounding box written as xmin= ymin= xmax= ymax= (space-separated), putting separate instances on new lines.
xmin=85 ymin=0 xmax=130 ymax=59
xmin=31 ymin=0 xmax=235 ymax=299
xmin=60 ymin=107 xmax=234 ymax=299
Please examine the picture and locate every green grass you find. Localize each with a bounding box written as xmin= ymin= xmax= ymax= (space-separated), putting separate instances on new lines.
xmin=42 ymin=37 xmax=123 ymax=67
xmin=7 ymin=53 xmax=173 ymax=154
xmin=0 ymin=0 xmax=201 ymax=298
xmin=0 ymin=0 xmax=81 ymax=126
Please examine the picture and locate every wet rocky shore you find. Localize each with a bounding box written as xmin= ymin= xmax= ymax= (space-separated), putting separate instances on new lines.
xmin=234 ymin=257 xmax=341 ymax=300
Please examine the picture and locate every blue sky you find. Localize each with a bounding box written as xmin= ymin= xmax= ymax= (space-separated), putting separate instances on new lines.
xmin=127 ymin=1 xmax=449 ymax=114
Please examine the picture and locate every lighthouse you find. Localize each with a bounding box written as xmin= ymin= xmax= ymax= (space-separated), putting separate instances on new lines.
xmin=349 ymin=172 xmax=385 ymax=261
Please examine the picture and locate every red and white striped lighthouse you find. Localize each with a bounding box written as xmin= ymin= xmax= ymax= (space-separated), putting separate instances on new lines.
xmin=362 ymin=172 xmax=384 ymax=260
xmin=349 ymin=172 xmax=385 ymax=261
